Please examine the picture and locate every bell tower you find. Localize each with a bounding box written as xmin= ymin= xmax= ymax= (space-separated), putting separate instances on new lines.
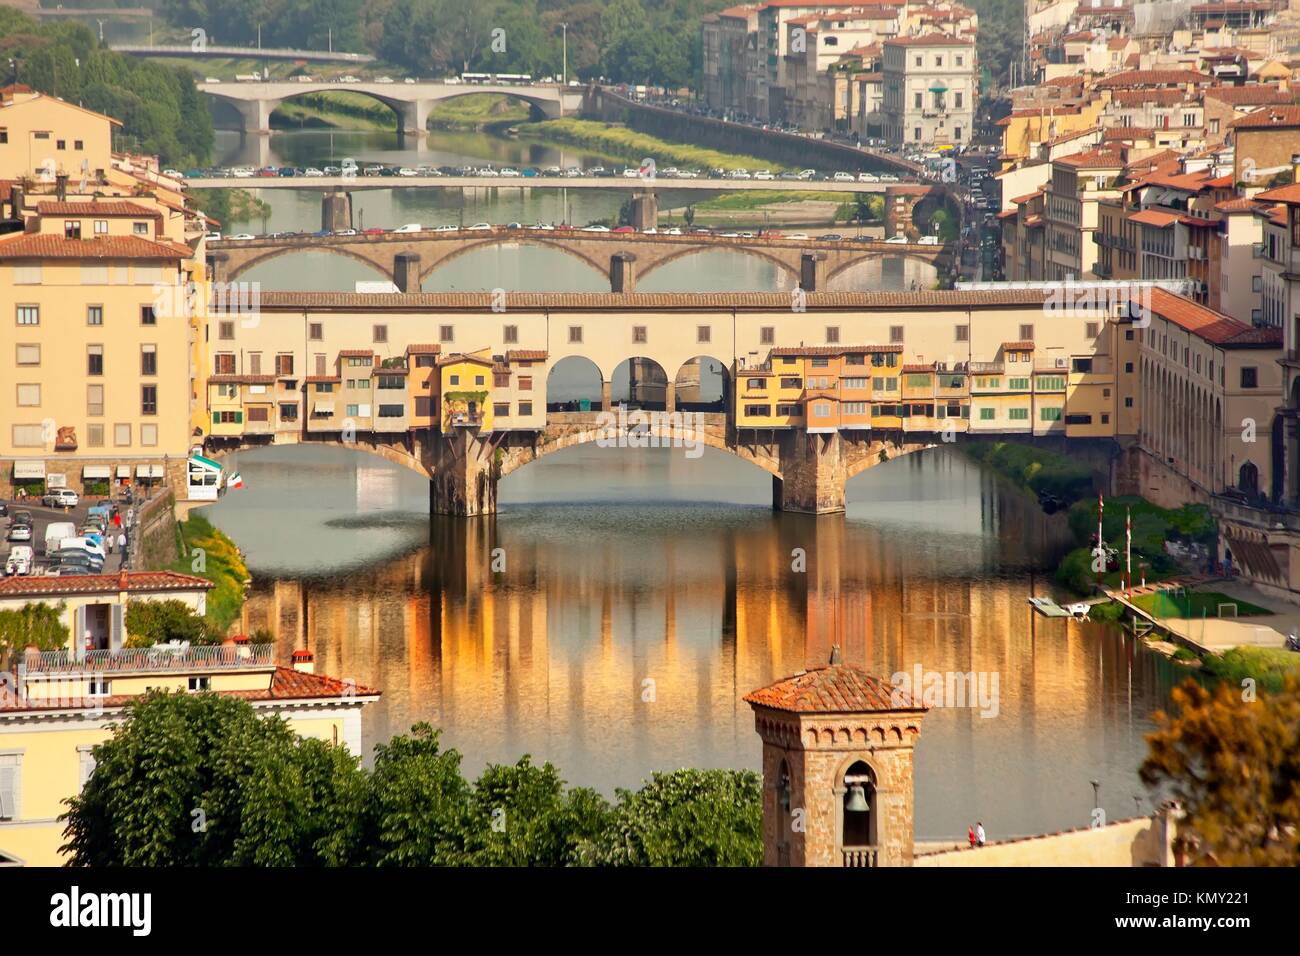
xmin=744 ymin=648 xmax=927 ymax=867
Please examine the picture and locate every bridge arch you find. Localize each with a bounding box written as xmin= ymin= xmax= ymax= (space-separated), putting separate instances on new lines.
xmin=419 ymin=237 xmax=609 ymax=285
xmin=638 ymin=244 xmax=800 ymax=284
xmin=220 ymin=245 xmax=393 ymax=283
xmin=546 ymin=355 xmax=606 ymax=411
xmin=825 ymin=252 xmax=942 ymax=291
xmin=673 ymin=355 xmax=730 ymax=412
xmin=611 ymin=356 xmax=671 ymax=410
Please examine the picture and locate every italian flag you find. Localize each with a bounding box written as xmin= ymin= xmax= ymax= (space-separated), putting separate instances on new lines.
xmin=227 ymin=472 xmax=243 ymax=489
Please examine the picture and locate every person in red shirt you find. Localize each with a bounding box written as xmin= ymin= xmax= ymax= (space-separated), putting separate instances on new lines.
xmin=967 ymin=825 xmax=976 ymax=848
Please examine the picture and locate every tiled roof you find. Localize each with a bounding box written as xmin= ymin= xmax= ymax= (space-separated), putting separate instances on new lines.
xmin=769 ymin=344 xmax=902 ymax=356
xmin=404 ymin=343 xmax=441 ymax=354
xmin=437 ymin=352 xmax=495 ymax=366
xmin=252 ymin=290 xmax=1061 ymax=311
xmin=1254 ymin=182 xmax=1300 ymax=204
xmin=1 ymin=666 xmax=378 ymax=714
xmin=882 ymin=33 xmax=973 ymax=47
xmin=1095 ymin=69 xmax=1210 ymax=87
xmin=337 ymin=349 xmax=374 ymax=358
xmin=1130 ymin=209 xmax=1182 ymax=227
xmin=902 ymin=362 xmax=936 ymax=372
xmin=1102 ymin=126 xmax=1155 ymax=140
xmin=743 ymin=662 xmax=923 ymax=714
xmin=207 ymin=374 xmax=276 ymax=385
xmin=305 ymin=375 xmax=341 ymax=383
xmin=1214 ymin=196 xmax=1260 ymax=212
xmin=1110 ymin=88 xmax=1187 ymax=106
xmin=1202 ymin=85 xmax=1293 ymax=106
xmin=1002 ymin=340 xmax=1034 ymax=350
xmin=36 ymin=201 xmax=161 ymax=217
xmin=1057 ymin=148 xmax=1124 ymax=168
xmin=0 ymin=233 xmax=190 ymax=259
xmin=506 ymin=349 xmax=548 ymax=361
xmin=1231 ymin=105 xmax=1300 ymax=128
xmin=1146 ymin=288 xmax=1283 ymax=347
xmin=0 ymin=571 xmax=211 ymax=599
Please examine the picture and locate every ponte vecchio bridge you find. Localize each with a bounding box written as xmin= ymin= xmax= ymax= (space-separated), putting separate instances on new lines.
xmin=199 ymin=289 xmax=1130 ymax=516
xmin=206 ymin=228 xmax=958 ymax=293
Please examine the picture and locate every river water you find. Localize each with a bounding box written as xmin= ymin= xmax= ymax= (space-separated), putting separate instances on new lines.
xmin=214 ymin=129 xmax=937 ymax=293
xmin=207 ymin=441 xmax=1183 ymax=841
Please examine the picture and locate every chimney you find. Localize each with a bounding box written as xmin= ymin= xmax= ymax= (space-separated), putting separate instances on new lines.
xmin=291 ymin=649 xmax=315 ymax=674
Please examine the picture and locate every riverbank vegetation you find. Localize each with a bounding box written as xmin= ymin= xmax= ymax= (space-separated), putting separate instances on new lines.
xmin=271 ymin=92 xmax=397 ymax=131
xmin=961 ymin=440 xmax=1096 ymax=503
xmin=429 ymin=93 xmax=533 ymax=129
xmin=0 ymin=11 xmax=213 ymax=167
xmin=189 ymin=188 xmax=270 ymax=228
xmin=63 ymin=697 xmax=762 ymax=867
xmin=167 ymin=513 xmax=250 ymax=637
xmin=522 ymin=117 xmax=787 ymax=172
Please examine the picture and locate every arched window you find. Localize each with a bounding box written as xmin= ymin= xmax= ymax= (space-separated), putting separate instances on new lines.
xmin=1239 ymin=461 xmax=1260 ymax=496
xmin=842 ymin=760 xmax=876 ymax=852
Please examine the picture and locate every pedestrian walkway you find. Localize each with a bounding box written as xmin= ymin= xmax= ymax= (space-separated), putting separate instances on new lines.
xmin=1103 ymin=577 xmax=1291 ymax=652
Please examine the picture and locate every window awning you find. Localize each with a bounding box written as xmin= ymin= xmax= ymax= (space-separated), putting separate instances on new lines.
xmin=313 ymin=401 xmax=335 ymax=414
xmin=13 ymin=461 xmax=45 ymax=479
xmin=188 ymin=454 xmax=223 ymax=473
xmin=116 ymin=465 xmax=132 ymax=478
xmin=136 ymin=464 xmax=165 ymax=478
xmin=83 ymin=465 xmax=111 ymax=478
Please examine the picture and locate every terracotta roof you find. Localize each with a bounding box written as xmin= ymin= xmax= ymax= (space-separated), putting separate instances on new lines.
xmin=438 ymin=352 xmax=495 ymax=366
xmin=882 ymin=33 xmax=973 ymax=47
xmin=1095 ymin=69 xmax=1210 ymax=87
xmin=1202 ymin=85 xmax=1293 ymax=106
xmin=1130 ymin=209 xmax=1182 ymax=227
xmin=1002 ymin=340 xmax=1034 ymax=350
xmin=1111 ymin=89 xmax=1187 ymax=106
xmin=1057 ymin=148 xmax=1124 ymax=168
xmin=1231 ymin=106 xmax=1300 ymax=128
xmin=1103 ymin=126 xmax=1155 ymax=141
xmin=251 ymin=291 xmax=1061 ymax=311
xmin=0 ymin=233 xmax=190 ymax=259
xmin=997 ymin=208 xmax=1018 ymax=219
xmin=1 ymin=666 xmax=378 ymax=714
xmin=36 ymin=201 xmax=162 ymax=218
xmin=1145 ymin=288 xmax=1283 ymax=347
xmin=337 ymin=349 xmax=374 ymax=358
xmin=506 ymin=349 xmax=548 ymax=362
xmin=902 ymin=363 xmax=936 ymax=372
xmin=404 ymin=343 xmax=441 ymax=354
xmin=1215 ymin=196 xmax=1260 ymax=212
xmin=0 ymin=571 xmax=211 ymax=599
xmin=305 ymin=375 xmax=342 ymax=383
xmin=769 ymin=344 xmax=903 ymax=356
xmin=1254 ymin=182 xmax=1300 ymax=204
xmin=743 ymin=662 xmax=923 ymax=714
xmin=207 ymin=374 xmax=277 ymax=385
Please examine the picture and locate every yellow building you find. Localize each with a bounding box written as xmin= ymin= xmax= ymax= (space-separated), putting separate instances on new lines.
xmin=438 ymin=352 xmax=496 ymax=431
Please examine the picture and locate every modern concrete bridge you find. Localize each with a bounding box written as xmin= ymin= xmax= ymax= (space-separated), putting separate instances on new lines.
xmin=206 ymin=228 xmax=957 ymax=292
xmin=113 ymin=44 xmax=374 ymax=63
xmin=199 ymin=80 xmax=585 ymax=134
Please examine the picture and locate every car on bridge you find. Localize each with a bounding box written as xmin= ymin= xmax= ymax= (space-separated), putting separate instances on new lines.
xmin=467 ymin=222 xmax=493 ymax=231
xmin=753 ymin=170 xmax=775 ymax=181
xmin=499 ymin=168 xmax=520 ymax=177
xmin=398 ymin=167 xmax=419 ymax=177
xmin=832 ymin=172 xmax=855 ymax=182
xmin=581 ymin=225 xmax=611 ymax=232
xmin=393 ymin=223 xmax=423 ymax=233
xmin=433 ymin=225 xmax=459 ymax=232
xmin=228 ymin=233 xmax=256 ymax=241
xmin=885 ymin=235 xmax=908 ymax=244
xmin=363 ymin=227 xmax=386 ymax=236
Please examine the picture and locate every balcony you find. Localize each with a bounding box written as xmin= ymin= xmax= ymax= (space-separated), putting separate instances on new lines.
xmin=842 ymin=846 xmax=879 ymax=867
xmin=24 ymin=643 xmax=276 ymax=674
xmin=448 ymin=411 xmax=484 ymax=427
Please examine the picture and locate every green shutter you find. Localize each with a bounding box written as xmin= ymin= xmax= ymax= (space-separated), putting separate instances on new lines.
xmin=234 ymin=411 xmax=243 ymax=424
xmin=212 ymin=411 xmax=219 ymax=424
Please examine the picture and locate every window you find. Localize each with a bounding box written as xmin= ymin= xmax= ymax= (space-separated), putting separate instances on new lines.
xmin=15 ymin=344 xmax=39 ymax=366
xmin=140 ymin=305 xmax=156 ymax=325
xmin=979 ymin=407 xmax=995 ymax=420
xmin=825 ymin=326 xmax=840 ymax=343
xmin=11 ymin=424 xmax=43 ymax=447
xmin=87 ymin=385 xmax=104 ymax=416
xmin=219 ymin=320 xmax=235 ymax=340
xmin=65 ymin=219 xmax=81 ymax=239
xmin=439 ymin=325 xmax=454 ymax=342
xmin=114 ymin=423 xmax=131 ymax=446
xmin=914 ymin=92 xmax=923 ymax=109
xmin=1008 ymin=408 xmax=1029 ymax=420
xmin=1040 ymin=406 xmax=1062 ymax=421
xmin=87 ymin=345 xmax=104 ymax=376
xmin=1241 ymin=367 xmax=1258 ymax=388
xmin=346 ymin=404 xmax=360 ymax=417
xmin=518 ymin=376 xmax=533 ymax=391
xmin=309 ymin=322 xmax=323 ymax=340
xmin=744 ymin=404 xmax=771 ymax=417
xmin=494 ymin=372 xmax=511 ymax=388
xmin=141 ymin=385 xmax=157 ymax=416
xmin=214 ymin=411 xmax=242 ymax=424
xmin=16 ymin=305 xmax=38 ymax=326
xmin=1125 ymin=397 xmax=1134 ymax=408
xmin=279 ymin=402 xmax=299 ymax=422
xmin=1071 ymin=358 xmax=1093 ymax=374
xmin=955 ymin=324 xmax=969 ymax=342
xmin=1019 ymin=324 xmax=1034 ymax=341
xmin=141 ymin=345 xmax=157 ymax=376
xmin=890 ymin=325 xmax=904 ymax=343
xmin=75 ymin=139 xmax=83 ymax=150
xmin=760 ymin=327 xmax=775 ymax=344
xmin=188 ymin=677 xmax=211 ymax=692
xmin=215 ymin=353 xmax=235 ymax=374
xmin=0 ymin=753 xmax=21 ymax=820
xmin=87 ymin=304 xmax=103 ymax=326
xmin=449 ymin=375 xmax=460 ymax=386
xmin=1085 ymin=322 xmax=1099 ymax=338
xmin=494 ymin=402 xmax=510 ymax=416
xmin=133 ymin=222 xmax=149 ymax=236
xmin=379 ymin=404 xmax=404 ymax=417
xmin=141 ymin=423 xmax=158 ymax=446
xmin=518 ymin=401 xmax=533 ymax=416
xmin=569 ymin=326 xmax=584 ymax=344
xmin=378 ymin=375 xmax=403 ymax=389
xmin=501 ymin=324 xmax=519 ymax=344
xmin=632 ymin=325 xmax=647 ymax=344
xmin=248 ymin=353 xmax=262 ymax=375
xmin=1008 ymin=377 xmax=1030 ymax=390
xmin=87 ymin=424 xmax=104 ymax=447
xmin=275 ymin=354 xmax=294 ymax=376
xmin=16 ymin=383 xmax=39 ymax=407
xmin=697 ymin=326 xmax=711 ymax=343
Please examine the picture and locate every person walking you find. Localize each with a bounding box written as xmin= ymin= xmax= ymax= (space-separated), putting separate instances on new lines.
xmin=105 ymin=534 xmax=114 ymax=555
xmin=976 ymin=822 xmax=986 ymax=847
xmin=117 ymin=531 xmax=127 ymax=562
xmin=967 ymin=825 xmax=976 ymax=848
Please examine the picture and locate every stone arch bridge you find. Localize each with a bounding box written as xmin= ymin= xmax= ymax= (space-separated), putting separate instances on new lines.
xmin=207 ymin=229 xmax=956 ymax=292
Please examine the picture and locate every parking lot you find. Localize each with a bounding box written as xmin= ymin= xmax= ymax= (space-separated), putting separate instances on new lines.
xmin=3 ymin=499 xmax=133 ymax=577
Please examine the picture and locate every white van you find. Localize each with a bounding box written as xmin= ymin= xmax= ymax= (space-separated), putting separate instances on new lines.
xmin=44 ymin=521 xmax=77 ymax=556
xmin=61 ymin=536 xmax=107 ymax=561
xmin=340 ymin=158 xmax=359 ymax=174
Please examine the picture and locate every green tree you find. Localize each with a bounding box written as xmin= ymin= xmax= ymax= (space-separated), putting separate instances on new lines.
xmin=587 ymin=768 xmax=762 ymax=866
xmin=62 ymin=692 xmax=369 ymax=866
xmin=0 ymin=602 xmax=70 ymax=663
xmin=124 ymin=599 xmax=212 ymax=647
xmin=1141 ymin=676 xmax=1300 ymax=866
xmin=363 ymin=722 xmax=475 ymax=865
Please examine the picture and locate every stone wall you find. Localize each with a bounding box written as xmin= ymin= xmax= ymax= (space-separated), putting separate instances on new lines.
xmin=135 ymin=489 xmax=180 ymax=569
xmin=1 ymin=456 xmax=183 ymax=499
xmin=914 ymin=813 xmax=1177 ymax=867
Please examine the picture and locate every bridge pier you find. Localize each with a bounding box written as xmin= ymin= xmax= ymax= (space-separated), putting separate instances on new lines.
xmin=773 ymin=431 xmax=847 ymax=515
xmin=610 ymin=252 xmax=636 ymax=293
xmin=322 ymin=191 xmax=353 ymax=232
xmin=800 ymin=252 xmax=827 ymax=292
xmin=394 ymin=253 xmax=422 ymax=292
xmin=398 ymin=99 xmax=432 ymax=136
xmin=233 ymin=98 xmax=275 ymax=134
xmin=631 ymin=192 xmax=657 ymax=230
xmin=206 ymin=252 xmax=230 ymax=286
xmin=430 ymin=430 xmax=501 ymax=516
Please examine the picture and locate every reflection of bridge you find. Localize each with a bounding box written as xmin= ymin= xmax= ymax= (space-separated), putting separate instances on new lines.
xmin=207 ymin=228 xmax=956 ymax=292
xmin=199 ymin=80 xmax=585 ymax=134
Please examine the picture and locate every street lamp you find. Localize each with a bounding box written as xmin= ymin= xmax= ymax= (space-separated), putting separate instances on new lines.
xmin=560 ymin=23 xmax=568 ymax=86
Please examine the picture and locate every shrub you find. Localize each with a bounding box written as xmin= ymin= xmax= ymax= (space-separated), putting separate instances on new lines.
xmin=124 ymin=599 xmax=213 ymax=646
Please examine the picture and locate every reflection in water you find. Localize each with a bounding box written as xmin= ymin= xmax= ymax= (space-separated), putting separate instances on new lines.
xmin=220 ymin=444 xmax=1181 ymax=840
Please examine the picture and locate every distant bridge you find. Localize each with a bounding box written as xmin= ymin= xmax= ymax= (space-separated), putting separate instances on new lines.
xmin=183 ymin=175 xmax=905 ymax=194
xmin=198 ymin=80 xmax=584 ymax=134
xmin=113 ymin=44 xmax=374 ymax=63
xmin=206 ymin=228 xmax=956 ymax=291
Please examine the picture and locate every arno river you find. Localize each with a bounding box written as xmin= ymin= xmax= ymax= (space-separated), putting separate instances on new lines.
xmin=202 ymin=127 xmax=1182 ymax=841
xmin=207 ymin=441 xmax=1184 ymax=842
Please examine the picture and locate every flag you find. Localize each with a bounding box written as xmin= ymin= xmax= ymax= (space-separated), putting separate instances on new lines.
xmin=227 ymin=472 xmax=243 ymax=489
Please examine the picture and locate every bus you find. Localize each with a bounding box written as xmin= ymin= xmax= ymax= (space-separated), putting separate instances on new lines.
xmin=496 ymin=73 xmax=533 ymax=84
xmin=461 ymin=72 xmax=491 ymax=84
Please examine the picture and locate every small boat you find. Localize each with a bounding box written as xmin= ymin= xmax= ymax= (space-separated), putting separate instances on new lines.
xmin=504 ymin=126 xmax=519 ymax=137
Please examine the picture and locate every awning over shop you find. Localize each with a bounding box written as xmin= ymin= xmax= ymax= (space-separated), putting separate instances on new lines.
xmin=136 ymin=464 xmax=165 ymax=478
xmin=13 ymin=461 xmax=45 ymax=479
xmin=313 ymin=402 xmax=335 ymax=414
xmin=188 ymin=454 xmax=223 ymax=473
xmin=116 ymin=465 xmax=133 ymax=478
xmin=83 ymin=466 xmax=111 ymax=478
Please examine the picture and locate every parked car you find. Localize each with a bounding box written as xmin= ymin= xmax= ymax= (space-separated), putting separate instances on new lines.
xmin=228 ymin=233 xmax=256 ymax=241
xmin=884 ymin=235 xmax=909 ymax=244
xmin=4 ymin=545 xmax=32 ymax=576
xmin=832 ymin=171 xmax=855 ymax=182
xmin=6 ymin=524 xmax=32 ymax=543
xmin=362 ymin=227 xmax=386 ymax=235
xmin=393 ymin=223 xmax=423 ymax=233
xmin=42 ymin=489 xmax=79 ymax=508
xmin=467 ymin=222 xmax=493 ymax=231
